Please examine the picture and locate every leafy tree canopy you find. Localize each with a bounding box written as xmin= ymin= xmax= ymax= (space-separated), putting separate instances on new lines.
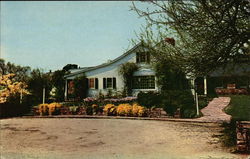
xmin=131 ymin=0 xmax=250 ymax=76
xmin=63 ymin=64 xmax=78 ymax=72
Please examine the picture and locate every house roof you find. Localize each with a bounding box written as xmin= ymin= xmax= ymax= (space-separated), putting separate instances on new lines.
xmin=209 ymin=63 xmax=250 ymax=77
xmin=64 ymin=42 xmax=143 ymax=78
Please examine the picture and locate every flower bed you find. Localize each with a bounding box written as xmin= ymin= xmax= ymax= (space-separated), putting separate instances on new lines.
xmin=215 ymin=88 xmax=248 ymax=95
xmin=33 ymin=96 xmax=171 ymax=118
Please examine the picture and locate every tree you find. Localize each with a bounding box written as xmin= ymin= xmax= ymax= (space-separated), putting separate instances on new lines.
xmin=154 ymin=59 xmax=189 ymax=91
xmin=131 ymin=0 xmax=250 ymax=76
xmin=63 ymin=64 xmax=78 ymax=72
xmin=27 ymin=69 xmax=52 ymax=104
xmin=0 ymin=58 xmax=31 ymax=82
xmin=73 ymin=75 xmax=88 ymax=101
xmin=51 ymin=70 xmax=66 ymax=102
xmin=0 ymin=74 xmax=29 ymax=103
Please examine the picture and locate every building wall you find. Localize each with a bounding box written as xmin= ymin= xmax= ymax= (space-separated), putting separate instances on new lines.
xmin=66 ymin=49 xmax=159 ymax=98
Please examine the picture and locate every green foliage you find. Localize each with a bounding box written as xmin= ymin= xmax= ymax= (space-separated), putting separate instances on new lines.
xmin=137 ymin=90 xmax=196 ymax=118
xmin=73 ymin=75 xmax=88 ymax=101
xmin=0 ymin=58 xmax=31 ymax=83
xmin=225 ymin=95 xmax=250 ymax=121
xmin=131 ymin=1 xmax=250 ymax=76
xmin=154 ymin=60 xmax=190 ymax=91
xmin=137 ymin=91 xmax=161 ymax=108
xmin=160 ymin=90 xmax=195 ymax=118
xmin=27 ymin=69 xmax=52 ymax=105
xmin=220 ymin=120 xmax=237 ymax=147
xmin=198 ymin=96 xmax=210 ymax=110
xmin=62 ymin=64 xmax=78 ymax=72
xmin=106 ymin=89 xmax=113 ymax=99
xmin=119 ymin=62 xmax=138 ymax=96
xmin=220 ymin=95 xmax=250 ymax=148
xmin=0 ymin=95 xmax=33 ymax=118
xmin=51 ymin=70 xmax=66 ymax=102
xmin=86 ymin=105 xmax=93 ymax=115
xmin=69 ymin=106 xmax=78 ymax=114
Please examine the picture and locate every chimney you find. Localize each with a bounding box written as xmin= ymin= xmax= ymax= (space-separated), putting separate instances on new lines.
xmin=165 ymin=37 xmax=175 ymax=46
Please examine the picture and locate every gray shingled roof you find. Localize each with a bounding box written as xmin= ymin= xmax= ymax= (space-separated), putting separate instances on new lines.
xmin=64 ymin=42 xmax=142 ymax=78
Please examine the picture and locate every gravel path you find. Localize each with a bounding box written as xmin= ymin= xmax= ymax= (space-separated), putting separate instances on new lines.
xmin=198 ymin=97 xmax=232 ymax=123
xmin=1 ymin=118 xmax=247 ymax=159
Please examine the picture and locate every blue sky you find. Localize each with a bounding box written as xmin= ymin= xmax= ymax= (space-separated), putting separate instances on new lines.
xmin=1 ymin=1 xmax=149 ymax=71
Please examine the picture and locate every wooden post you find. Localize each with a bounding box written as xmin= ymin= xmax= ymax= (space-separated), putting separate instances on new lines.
xmin=42 ymin=87 xmax=45 ymax=104
xmin=195 ymin=92 xmax=199 ymax=116
xmin=64 ymin=80 xmax=68 ymax=101
xmin=20 ymin=89 xmax=23 ymax=104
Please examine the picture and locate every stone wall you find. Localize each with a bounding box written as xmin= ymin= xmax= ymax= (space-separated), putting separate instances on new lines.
xmin=236 ymin=121 xmax=250 ymax=152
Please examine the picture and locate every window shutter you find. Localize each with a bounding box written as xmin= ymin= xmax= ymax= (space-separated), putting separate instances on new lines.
xmin=113 ymin=77 xmax=116 ymax=89
xmin=95 ymin=78 xmax=98 ymax=89
xmin=103 ymin=78 xmax=106 ymax=89
xmin=136 ymin=52 xmax=139 ymax=63
xmin=86 ymin=78 xmax=89 ymax=89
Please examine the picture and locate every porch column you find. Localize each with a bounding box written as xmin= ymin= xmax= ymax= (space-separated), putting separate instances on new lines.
xmin=204 ymin=76 xmax=207 ymax=96
xmin=64 ymin=80 xmax=68 ymax=101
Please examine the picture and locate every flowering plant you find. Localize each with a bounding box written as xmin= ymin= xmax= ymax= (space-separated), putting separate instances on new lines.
xmin=132 ymin=103 xmax=146 ymax=117
xmin=117 ymin=104 xmax=132 ymax=116
xmin=38 ymin=103 xmax=49 ymax=115
xmin=103 ymin=104 xmax=117 ymax=116
xmin=0 ymin=74 xmax=30 ymax=103
xmin=38 ymin=102 xmax=62 ymax=116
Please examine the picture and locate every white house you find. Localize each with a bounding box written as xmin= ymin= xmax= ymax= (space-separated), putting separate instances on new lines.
xmin=64 ymin=43 xmax=159 ymax=99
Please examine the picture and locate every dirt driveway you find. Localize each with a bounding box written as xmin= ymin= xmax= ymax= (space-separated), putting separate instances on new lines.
xmin=0 ymin=118 xmax=248 ymax=159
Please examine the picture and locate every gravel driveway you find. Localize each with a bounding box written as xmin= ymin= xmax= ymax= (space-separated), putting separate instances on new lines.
xmin=0 ymin=118 xmax=248 ymax=159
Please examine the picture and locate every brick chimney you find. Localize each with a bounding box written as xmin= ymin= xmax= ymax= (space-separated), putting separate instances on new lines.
xmin=165 ymin=37 xmax=175 ymax=46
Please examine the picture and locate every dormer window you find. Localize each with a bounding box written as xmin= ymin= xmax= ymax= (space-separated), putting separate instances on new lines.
xmin=136 ymin=52 xmax=150 ymax=63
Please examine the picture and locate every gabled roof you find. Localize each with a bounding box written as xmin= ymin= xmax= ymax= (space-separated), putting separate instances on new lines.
xmin=64 ymin=42 xmax=143 ymax=78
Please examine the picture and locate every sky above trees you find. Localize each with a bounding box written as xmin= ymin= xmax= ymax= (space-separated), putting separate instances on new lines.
xmin=1 ymin=1 xmax=149 ymax=71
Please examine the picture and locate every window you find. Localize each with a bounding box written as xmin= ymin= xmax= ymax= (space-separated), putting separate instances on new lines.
xmin=88 ymin=78 xmax=98 ymax=89
xmin=107 ymin=78 xmax=112 ymax=88
xmin=89 ymin=78 xmax=95 ymax=88
xmin=132 ymin=76 xmax=155 ymax=89
xmin=136 ymin=52 xmax=150 ymax=63
xmin=68 ymin=80 xmax=74 ymax=94
xmin=103 ymin=77 xmax=116 ymax=89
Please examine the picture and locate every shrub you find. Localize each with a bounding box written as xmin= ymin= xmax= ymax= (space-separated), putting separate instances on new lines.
xmin=137 ymin=91 xmax=161 ymax=108
xmin=103 ymin=104 xmax=117 ymax=116
xmin=69 ymin=106 xmax=79 ymax=115
xmin=86 ymin=105 xmax=93 ymax=115
xmin=160 ymin=90 xmax=195 ymax=118
xmin=132 ymin=103 xmax=146 ymax=117
xmin=117 ymin=104 xmax=132 ymax=116
xmin=38 ymin=103 xmax=62 ymax=116
xmin=92 ymin=104 xmax=103 ymax=115
xmin=48 ymin=102 xmax=62 ymax=115
xmin=72 ymin=75 xmax=88 ymax=101
xmin=219 ymin=120 xmax=237 ymax=147
xmin=38 ymin=103 xmax=49 ymax=115
xmin=160 ymin=98 xmax=177 ymax=116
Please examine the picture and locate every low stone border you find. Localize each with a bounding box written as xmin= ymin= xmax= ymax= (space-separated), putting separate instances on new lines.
xmin=21 ymin=115 xmax=216 ymax=124
xmin=236 ymin=121 xmax=250 ymax=152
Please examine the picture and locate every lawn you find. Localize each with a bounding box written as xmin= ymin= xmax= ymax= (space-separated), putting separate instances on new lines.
xmin=225 ymin=95 xmax=250 ymax=121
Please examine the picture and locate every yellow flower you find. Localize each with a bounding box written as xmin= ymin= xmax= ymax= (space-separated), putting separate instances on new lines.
xmin=103 ymin=104 xmax=117 ymax=116
xmin=0 ymin=74 xmax=30 ymax=104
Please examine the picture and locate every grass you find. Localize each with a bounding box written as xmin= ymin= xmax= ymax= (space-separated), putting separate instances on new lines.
xmin=224 ymin=95 xmax=250 ymax=121
xmin=220 ymin=95 xmax=250 ymax=149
